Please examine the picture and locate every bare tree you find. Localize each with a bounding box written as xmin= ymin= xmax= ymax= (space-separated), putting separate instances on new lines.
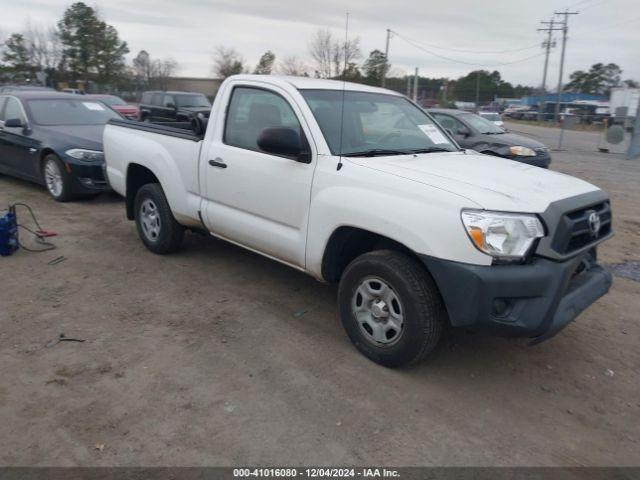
xmin=309 ymin=29 xmax=361 ymax=78
xmin=309 ymin=29 xmax=333 ymax=78
xmin=332 ymin=37 xmax=361 ymax=78
xmin=152 ymin=58 xmax=178 ymax=90
xmin=23 ymin=21 xmax=62 ymax=72
xmin=133 ymin=50 xmax=153 ymax=83
xmin=212 ymin=46 xmax=245 ymax=79
xmin=276 ymin=55 xmax=310 ymax=76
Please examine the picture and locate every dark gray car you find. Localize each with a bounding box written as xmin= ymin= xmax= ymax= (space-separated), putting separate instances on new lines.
xmin=428 ymin=108 xmax=551 ymax=168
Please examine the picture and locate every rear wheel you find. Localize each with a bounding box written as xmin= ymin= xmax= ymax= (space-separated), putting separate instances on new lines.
xmin=338 ymin=250 xmax=446 ymax=367
xmin=134 ymin=183 xmax=184 ymax=254
xmin=43 ymin=154 xmax=74 ymax=202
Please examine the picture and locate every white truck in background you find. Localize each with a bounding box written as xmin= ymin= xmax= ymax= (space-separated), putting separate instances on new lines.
xmin=610 ymin=86 xmax=639 ymax=127
xmin=103 ymin=75 xmax=613 ymax=367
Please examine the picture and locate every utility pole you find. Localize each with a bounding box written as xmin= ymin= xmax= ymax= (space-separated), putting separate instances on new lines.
xmin=554 ymin=10 xmax=579 ymax=122
xmin=382 ymin=28 xmax=392 ymax=87
xmin=537 ymin=18 xmax=560 ymax=122
xmin=413 ymin=67 xmax=419 ymax=102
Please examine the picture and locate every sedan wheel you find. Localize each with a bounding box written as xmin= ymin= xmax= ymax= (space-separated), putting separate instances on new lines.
xmin=42 ymin=154 xmax=73 ymax=202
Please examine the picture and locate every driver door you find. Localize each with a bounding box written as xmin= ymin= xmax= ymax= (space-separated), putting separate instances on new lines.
xmin=201 ymin=84 xmax=316 ymax=268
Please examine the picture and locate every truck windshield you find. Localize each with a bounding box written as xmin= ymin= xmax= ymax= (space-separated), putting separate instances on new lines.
xmin=176 ymin=94 xmax=211 ymax=108
xmin=26 ymin=99 xmax=121 ymax=126
xmin=300 ymin=89 xmax=457 ymax=156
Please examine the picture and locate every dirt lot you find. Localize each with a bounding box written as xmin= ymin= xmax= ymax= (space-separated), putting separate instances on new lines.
xmin=1 ymin=129 xmax=639 ymax=466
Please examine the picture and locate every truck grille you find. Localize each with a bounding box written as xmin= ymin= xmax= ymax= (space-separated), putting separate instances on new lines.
xmin=551 ymin=201 xmax=612 ymax=255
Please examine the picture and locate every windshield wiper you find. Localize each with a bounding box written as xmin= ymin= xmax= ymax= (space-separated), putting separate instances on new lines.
xmin=483 ymin=131 xmax=504 ymax=135
xmin=409 ymin=147 xmax=455 ymax=154
xmin=342 ymin=149 xmax=411 ymax=157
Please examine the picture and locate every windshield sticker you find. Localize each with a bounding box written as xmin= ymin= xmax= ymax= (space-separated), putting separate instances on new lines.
xmin=418 ymin=124 xmax=448 ymax=144
xmin=82 ymin=102 xmax=105 ymax=111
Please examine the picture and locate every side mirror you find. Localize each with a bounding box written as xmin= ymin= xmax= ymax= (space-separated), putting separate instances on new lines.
xmin=257 ymin=127 xmax=307 ymax=161
xmin=4 ymin=118 xmax=23 ymax=128
xmin=166 ymin=103 xmax=176 ymax=109
xmin=456 ymin=128 xmax=470 ymax=137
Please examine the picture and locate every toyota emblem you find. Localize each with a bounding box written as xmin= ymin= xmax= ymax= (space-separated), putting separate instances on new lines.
xmin=588 ymin=211 xmax=601 ymax=237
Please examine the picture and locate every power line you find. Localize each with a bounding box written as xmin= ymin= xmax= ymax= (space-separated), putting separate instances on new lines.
xmin=393 ymin=32 xmax=546 ymax=67
xmin=388 ymin=31 xmax=539 ymax=54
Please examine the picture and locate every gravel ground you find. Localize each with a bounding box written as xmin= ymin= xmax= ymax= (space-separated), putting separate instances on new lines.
xmin=1 ymin=130 xmax=639 ymax=466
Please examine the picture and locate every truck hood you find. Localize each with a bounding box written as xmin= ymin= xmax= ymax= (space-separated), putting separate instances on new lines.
xmin=349 ymin=151 xmax=600 ymax=212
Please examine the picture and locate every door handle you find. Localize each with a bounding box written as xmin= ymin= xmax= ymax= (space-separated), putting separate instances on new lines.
xmin=208 ymin=158 xmax=227 ymax=168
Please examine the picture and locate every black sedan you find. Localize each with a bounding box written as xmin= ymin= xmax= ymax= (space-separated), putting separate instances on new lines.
xmin=0 ymin=91 xmax=121 ymax=201
xmin=428 ymin=108 xmax=551 ymax=168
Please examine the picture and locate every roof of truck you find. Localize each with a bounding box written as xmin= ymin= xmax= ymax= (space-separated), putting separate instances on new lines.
xmin=229 ymin=74 xmax=403 ymax=95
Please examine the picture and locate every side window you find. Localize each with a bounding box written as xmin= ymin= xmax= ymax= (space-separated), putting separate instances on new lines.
xmin=224 ymin=87 xmax=303 ymax=155
xmin=3 ymin=98 xmax=24 ymax=122
xmin=432 ymin=114 xmax=458 ymax=131
xmin=151 ymin=93 xmax=162 ymax=105
xmin=0 ymin=97 xmax=7 ymax=121
xmin=141 ymin=92 xmax=152 ymax=104
xmin=163 ymin=95 xmax=175 ymax=107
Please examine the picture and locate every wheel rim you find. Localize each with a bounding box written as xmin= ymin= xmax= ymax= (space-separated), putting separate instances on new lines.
xmin=44 ymin=160 xmax=63 ymax=197
xmin=352 ymin=276 xmax=404 ymax=346
xmin=140 ymin=198 xmax=161 ymax=242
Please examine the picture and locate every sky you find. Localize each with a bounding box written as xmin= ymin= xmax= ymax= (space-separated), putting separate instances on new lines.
xmin=1 ymin=0 xmax=639 ymax=88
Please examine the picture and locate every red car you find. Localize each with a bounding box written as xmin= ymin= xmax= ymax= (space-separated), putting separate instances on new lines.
xmin=86 ymin=94 xmax=139 ymax=120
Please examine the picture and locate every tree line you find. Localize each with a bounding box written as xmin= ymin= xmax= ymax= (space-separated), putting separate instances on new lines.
xmin=0 ymin=2 xmax=177 ymax=91
xmin=1 ymin=4 xmax=636 ymax=101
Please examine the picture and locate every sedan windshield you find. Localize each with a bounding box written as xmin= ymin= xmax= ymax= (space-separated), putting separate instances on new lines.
xmin=27 ymin=99 xmax=121 ymax=126
xmin=176 ymin=94 xmax=211 ymax=108
xmin=461 ymin=113 xmax=504 ymax=134
xmin=300 ymin=89 xmax=457 ymax=156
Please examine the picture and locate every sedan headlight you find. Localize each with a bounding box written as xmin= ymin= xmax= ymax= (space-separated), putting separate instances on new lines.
xmin=510 ymin=146 xmax=536 ymax=157
xmin=461 ymin=210 xmax=544 ymax=260
xmin=65 ymin=149 xmax=104 ymax=162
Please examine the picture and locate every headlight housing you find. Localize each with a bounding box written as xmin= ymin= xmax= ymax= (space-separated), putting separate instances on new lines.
xmin=65 ymin=149 xmax=104 ymax=162
xmin=510 ymin=146 xmax=536 ymax=157
xmin=461 ymin=210 xmax=544 ymax=261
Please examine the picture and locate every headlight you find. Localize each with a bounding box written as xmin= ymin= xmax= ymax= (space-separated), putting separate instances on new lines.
xmin=510 ymin=146 xmax=536 ymax=157
xmin=461 ymin=210 xmax=544 ymax=260
xmin=65 ymin=149 xmax=104 ymax=162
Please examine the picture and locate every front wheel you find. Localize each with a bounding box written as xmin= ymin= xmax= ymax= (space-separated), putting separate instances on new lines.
xmin=43 ymin=154 xmax=74 ymax=202
xmin=134 ymin=183 xmax=184 ymax=254
xmin=338 ymin=250 xmax=446 ymax=367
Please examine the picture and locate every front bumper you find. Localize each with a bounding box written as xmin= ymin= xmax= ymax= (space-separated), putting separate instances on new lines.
xmin=421 ymin=249 xmax=612 ymax=342
xmin=65 ymin=160 xmax=111 ymax=194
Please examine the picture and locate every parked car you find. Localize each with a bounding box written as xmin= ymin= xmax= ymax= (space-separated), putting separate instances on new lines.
xmin=0 ymin=85 xmax=56 ymax=94
xmin=86 ymin=94 xmax=139 ymax=120
xmin=138 ymin=91 xmax=211 ymax=123
xmin=61 ymin=88 xmax=86 ymax=95
xmin=428 ymin=108 xmax=552 ymax=168
xmin=0 ymin=91 xmax=121 ymax=201
xmin=104 ymin=75 xmax=613 ymax=367
xmin=478 ymin=111 xmax=504 ymax=128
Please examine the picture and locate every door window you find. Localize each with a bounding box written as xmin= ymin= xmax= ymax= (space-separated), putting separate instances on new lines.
xmin=151 ymin=93 xmax=163 ymax=105
xmin=224 ymin=87 xmax=303 ymax=154
xmin=431 ymin=113 xmax=463 ymax=132
xmin=3 ymin=98 xmax=25 ymax=123
xmin=163 ymin=95 xmax=175 ymax=108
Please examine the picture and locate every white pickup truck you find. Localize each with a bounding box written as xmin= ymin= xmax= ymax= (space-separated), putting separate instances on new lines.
xmin=104 ymin=75 xmax=613 ymax=367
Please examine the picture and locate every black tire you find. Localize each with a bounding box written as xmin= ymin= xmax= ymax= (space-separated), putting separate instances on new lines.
xmin=134 ymin=183 xmax=184 ymax=254
xmin=42 ymin=154 xmax=74 ymax=202
xmin=338 ymin=250 xmax=446 ymax=367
